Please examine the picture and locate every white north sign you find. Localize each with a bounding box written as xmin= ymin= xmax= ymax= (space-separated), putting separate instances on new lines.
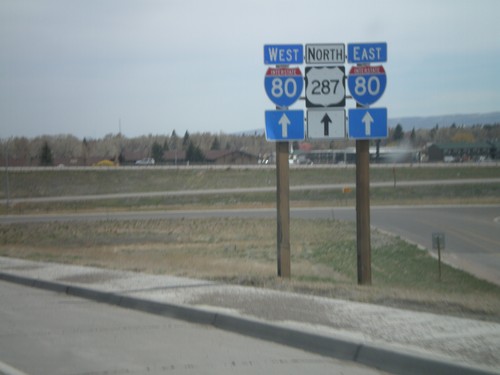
xmin=305 ymin=44 xmax=345 ymax=64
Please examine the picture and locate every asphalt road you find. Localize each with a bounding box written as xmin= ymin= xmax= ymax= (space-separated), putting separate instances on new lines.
xmin=0 ymin=281 xmax=385 ymax=375
xmin=1 ymin=204 xmax=499 ymax=285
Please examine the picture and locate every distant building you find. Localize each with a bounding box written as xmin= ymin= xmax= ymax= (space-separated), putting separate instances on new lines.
xmin=204 ymin=150 xmax=259 ymax=165
xmin=163 ymin=150 xmax=258 ymax=165
xmin=426 ymin=142 xmax=493 ymax=162
xmin=292 ymin=147 xmax=419 ymax=165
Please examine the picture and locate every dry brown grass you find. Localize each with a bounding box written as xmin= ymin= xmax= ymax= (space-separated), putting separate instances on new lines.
xmin=1 ymin=217 xmax=500 ymax=321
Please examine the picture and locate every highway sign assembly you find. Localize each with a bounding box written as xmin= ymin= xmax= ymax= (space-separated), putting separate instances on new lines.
xmin=305 ymin=66 xmax=345 ymax=108
xmin=347 ymin=42 xmax=387 ymax=64
xmin=264 ymin=67 xmax=303 ymax=108
xmin=307 ymin=109 xmax=345 ymax=139
xmin=305 ymin=44 xmax=345 ymax=64
xmin=263 ymin=41 xmax=388 ymax=283
xmin=348 ymin=107 xmax=387 ymax=139
xmin=265 ymin=110 xmax=305 ymax=141
xmin=348 ymin=65 xmax=387 ymax=106
xmin=264 ymin=44 xmax=304 ymax=65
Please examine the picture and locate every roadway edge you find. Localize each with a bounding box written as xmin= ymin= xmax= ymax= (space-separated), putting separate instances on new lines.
xmin=0 ymin=271 xmax=497 ymax=375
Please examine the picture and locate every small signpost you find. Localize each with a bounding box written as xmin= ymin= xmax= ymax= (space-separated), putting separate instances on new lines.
xmin=432 ymin=232 xmax=446 ymax=281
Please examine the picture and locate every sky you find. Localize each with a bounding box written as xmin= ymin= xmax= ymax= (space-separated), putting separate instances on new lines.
xmin=1 ymin=0 xmax=499 ymax=139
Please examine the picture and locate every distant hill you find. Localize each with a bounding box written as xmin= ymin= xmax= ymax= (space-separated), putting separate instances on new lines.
xmin=239 ymin=111 xmax=500 ymax=135
xmin=388 ymin=111 xmax=500 ymax=131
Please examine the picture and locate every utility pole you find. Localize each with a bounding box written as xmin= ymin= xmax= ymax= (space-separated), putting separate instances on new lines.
xmin=276 ymin=140 xmax=291 ymax=278
xmin=3 ymin=138 xmax=11 ymax=208
xmin=356 ymin=136 xmax=371 ymax=285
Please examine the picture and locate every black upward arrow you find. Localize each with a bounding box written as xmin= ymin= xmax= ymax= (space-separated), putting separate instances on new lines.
xmin=321 ymin=113 xmax=332 ymax=136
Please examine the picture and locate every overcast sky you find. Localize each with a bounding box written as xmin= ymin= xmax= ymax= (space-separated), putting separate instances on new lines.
xmin=1 ymin=0 xmax=499 ymax=139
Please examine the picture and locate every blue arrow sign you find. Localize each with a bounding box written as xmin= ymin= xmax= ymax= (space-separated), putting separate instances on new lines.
xmin=265 ymin=110 xmax=304 ymax=141
xmin=348 ymin=108 xmax=387 ymax=139
xmin=264 ymin=44 xmax=304 ymax=65
xmin=347 ymin=42 xmax=387 ymax=64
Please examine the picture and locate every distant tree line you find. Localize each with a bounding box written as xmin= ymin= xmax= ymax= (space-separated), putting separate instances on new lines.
xmin=1 ymin=123 xmax=499 ymax=166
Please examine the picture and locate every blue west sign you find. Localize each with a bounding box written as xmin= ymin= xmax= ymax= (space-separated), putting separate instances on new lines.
xmin=264 ymin=44 xmax=304 ymax=65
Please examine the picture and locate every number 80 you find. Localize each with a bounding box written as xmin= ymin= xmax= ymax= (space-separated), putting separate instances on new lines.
xmin=271 ymin=77 xmax=298 ymax=98
xmin=354 ymin=76 xmax=381 ymax=96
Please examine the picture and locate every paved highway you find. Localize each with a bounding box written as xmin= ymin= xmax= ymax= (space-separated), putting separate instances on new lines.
xmin=0 ymin=281 xmax=384 ymax=375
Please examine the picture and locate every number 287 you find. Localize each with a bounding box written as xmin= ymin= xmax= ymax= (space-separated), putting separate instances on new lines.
xmin=311 ymin=79 xmax=340 ymax=95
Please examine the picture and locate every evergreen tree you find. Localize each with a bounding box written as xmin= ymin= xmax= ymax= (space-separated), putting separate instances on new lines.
xmin=82 ymin=138 xmax=89 ymax=166
xmin=410 ymin=127 xmax=416 ymax=145
xmin=39 ymin=141 xmax=53 ymax=166
xmin=210 ymin=136 xmax=221 ymax=150
xmin=182 ymin=131 xmax=190 ymax=150
xmin=170 ymin=130 xmax=178 ymax=150
xmin=151 ymin=141 xmax=164 ymax=162
xmin=393 ymin=124 xmax=404 ymax=141
xmin=186 ymin=141 xmax=205 ymax=162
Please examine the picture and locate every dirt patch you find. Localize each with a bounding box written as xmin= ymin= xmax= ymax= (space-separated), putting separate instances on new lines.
xmin=56 ymin=272 xmax=123 ymax=284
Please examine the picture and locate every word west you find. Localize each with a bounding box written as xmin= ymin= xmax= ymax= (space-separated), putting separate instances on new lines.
xmin=264 ymin=45 xmax=303 ymax=64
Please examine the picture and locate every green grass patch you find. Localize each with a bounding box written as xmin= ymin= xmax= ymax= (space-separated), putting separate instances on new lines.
xmin=1 ymin=218 xmax=499 ymax=321
xmin=2 ymin=165 xmax=499 ymax=199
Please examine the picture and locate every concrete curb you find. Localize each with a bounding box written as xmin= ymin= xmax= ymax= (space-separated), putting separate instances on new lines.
xmin=0 ymin=361 xmax=30 ymax=375
xmin=1 ymin=272 xmax=497 ymax=375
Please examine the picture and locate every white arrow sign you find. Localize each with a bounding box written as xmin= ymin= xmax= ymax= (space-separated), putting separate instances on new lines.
xmin=362 ymin=111 xmax=374 ymax=136
xmin=278 ymin=113 xmax=291 ymax=138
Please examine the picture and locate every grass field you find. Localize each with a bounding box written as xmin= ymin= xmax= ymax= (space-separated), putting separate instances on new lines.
xmin=2 ymin=164 xmax=500 ymax=198
xmin=1 ymin=165 xmax=499 ymax=320
xmin=1 ymin=217 xmax=499 ymax=322
xmin=1 ymin=165 xmax=499 ymax=214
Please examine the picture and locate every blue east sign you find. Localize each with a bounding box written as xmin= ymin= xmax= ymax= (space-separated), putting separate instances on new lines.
xmin=347 ymin=43 xmax=387 ymax=64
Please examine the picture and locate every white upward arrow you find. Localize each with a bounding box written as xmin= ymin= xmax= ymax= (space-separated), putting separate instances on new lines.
xmin=278 ymin=113 xmax=291 ymax=138
xmin=362 ymin=111 xmax=374 ymax=136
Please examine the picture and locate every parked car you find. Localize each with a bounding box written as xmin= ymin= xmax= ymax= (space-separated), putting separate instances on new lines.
xmin=135 ymin=158 xmax=155 ymax=165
